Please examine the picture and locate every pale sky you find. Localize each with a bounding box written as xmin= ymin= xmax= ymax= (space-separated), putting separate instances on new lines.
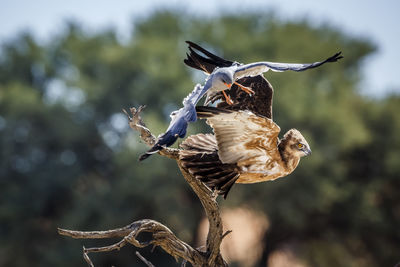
xmin=1 ymin=0 xmax=399 ymax=96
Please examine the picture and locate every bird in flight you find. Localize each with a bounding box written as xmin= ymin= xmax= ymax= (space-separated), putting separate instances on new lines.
xmin=184 ymin=41 xmax=343 ymax=106
xmin=139 ymin=41 xmax=341 ymax=160
xmin=180 ymin=106 xmax=312 ymax=198
xmin=179 ymin=42 xmax=323 ymax=197
xmin=184 ymin=41 xmax=275 ymax=118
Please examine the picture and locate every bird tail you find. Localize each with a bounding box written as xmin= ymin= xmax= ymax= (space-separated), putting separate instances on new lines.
xmin=139 ymin=130 xmax=179 ymax=161
xmin=179 ymin=133 xmax=239 ymax=198
xmin=184 ymin=41 xmax=234 ymax=74
xmin=139 ymin=144 xmax=164 ymax=161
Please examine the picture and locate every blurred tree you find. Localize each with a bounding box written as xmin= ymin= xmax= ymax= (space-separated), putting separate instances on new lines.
xmin=0 ymin=10 xmax=398 ymax=267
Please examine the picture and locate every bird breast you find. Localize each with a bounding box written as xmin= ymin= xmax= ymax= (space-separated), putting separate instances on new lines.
xmin=236 ymin=158 xmax=288 ymax=184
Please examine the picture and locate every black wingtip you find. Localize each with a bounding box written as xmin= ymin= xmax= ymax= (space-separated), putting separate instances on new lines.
xmin=327 ymin=51 xmax=344 ymax=62
xmin=138 ymin=145 xmax=162 ymax=161
xmin=138 ymin=153 xmax=151 ymax=161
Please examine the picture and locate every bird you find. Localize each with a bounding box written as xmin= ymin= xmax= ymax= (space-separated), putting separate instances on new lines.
xmin=184 ymin=41 xmax=343 ymax=106
xmin=179 ymin=106 xmax=312 ymax=198
xmin=180 ymin=43 xmax=322 ymax=197
xmin=140 ymin=41 xmax=341 ymax=160
xmin=184 ymin=41 xmax=275 ymax=118
xmin=139 ymin=83 xmax=202 ymax=161
xmin=139 ymin=66 xmax=248 ymax=161
xmin=140 ymin=63 xmax=254 ymax=160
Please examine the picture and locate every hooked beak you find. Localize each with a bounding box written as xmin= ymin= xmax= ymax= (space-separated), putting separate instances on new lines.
xmin=224 ymin=82 xmax=232 ymax=88
xmin=304 ymin=148 xmax=312 ymax=156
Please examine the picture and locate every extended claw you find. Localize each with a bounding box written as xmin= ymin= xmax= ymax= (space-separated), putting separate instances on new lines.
xmin=234 ymin=82 xmax=255 ymax=95
xmin=222 ymin=90 xmax=234 ymax=105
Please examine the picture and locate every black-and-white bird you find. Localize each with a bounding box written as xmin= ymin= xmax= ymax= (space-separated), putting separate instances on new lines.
xmin=185 ymin=41 xmax=343 ymax=106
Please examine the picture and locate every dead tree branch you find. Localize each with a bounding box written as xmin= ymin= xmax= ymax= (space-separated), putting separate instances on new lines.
xmin=136 ymin=251 xmax=155 ymax=267
xmin=58 ymin=106 xmax=227 ymax=266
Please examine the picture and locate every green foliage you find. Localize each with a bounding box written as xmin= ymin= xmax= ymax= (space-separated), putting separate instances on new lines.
xmin=0 ymin=10 xmax=398 ymax=267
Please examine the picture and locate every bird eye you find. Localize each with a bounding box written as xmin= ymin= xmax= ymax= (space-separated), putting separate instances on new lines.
xmin=297 ymin=143 xmax=304 ymax=149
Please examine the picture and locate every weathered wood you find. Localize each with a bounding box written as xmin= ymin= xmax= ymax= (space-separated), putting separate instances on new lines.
xmin=58 ymin=106 xmax=227 ymax=266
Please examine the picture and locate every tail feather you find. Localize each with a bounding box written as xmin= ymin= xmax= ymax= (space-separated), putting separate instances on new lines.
xmin=179 ymin=133 xmax=239 ymax=198
xmin=139 ymin=130 xmax=179 ymax=161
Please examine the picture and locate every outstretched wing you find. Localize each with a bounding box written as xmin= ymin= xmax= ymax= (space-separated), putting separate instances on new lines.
xmin=184 ymin=41 xmax=274 ymax=119
xmin=184 ymin=41 xmax=234 ymax=73
xmin=196 ymin=106 xmax=280 ymax=164
xmin=234 ymin=52 xmax=343 ymax=80
xmin=179 ymin=133 xmax=240 ymax=199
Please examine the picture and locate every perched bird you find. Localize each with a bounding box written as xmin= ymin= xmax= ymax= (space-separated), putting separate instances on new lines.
xmin=184 ymin=41 xmax=343 ymax=106
xmin=180 ymin=107 xmax=312 ymax=198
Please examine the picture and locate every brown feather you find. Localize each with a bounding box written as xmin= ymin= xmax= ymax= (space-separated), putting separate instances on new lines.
xmin=179 ymin=134 xmax=240 ymax=198
xmin=184 ymin=41 xmax=274 ymax=119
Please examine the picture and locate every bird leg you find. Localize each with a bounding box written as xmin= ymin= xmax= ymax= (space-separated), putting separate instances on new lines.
xmin=222 ymin=90 xmax=234 ymax=105
xmin=234 ymin=82 xmax=255 ymax=95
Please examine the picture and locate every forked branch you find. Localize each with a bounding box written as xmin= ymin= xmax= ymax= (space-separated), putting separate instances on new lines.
xmin=58 ymin=106 xmax=227 ymax=266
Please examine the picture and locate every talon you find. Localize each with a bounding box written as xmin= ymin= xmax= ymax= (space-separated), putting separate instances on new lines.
xmin=234 ymin=82 xmax=255 ymax=95
xmin=222 ymin=90 xmax=233 ymax=105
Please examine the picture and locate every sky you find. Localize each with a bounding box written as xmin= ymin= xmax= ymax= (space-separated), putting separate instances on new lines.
xmin=1 ymin=0 xmax=399 ymax=97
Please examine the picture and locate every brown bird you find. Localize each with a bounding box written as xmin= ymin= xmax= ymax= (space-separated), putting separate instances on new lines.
xmin=179 ymin=106 xmax=311 ymax=198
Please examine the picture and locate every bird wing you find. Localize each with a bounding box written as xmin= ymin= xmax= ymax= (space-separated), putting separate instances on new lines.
xmin=196 ymin=107 xmax=280 ymax=164
xmin=139 ymin=83 xmax=208 ymax=161
xmin=184 ymin=41 xmax=234 ymax=74
xmin=233 ymin=52 xmax=343 ymax=80
xmin=184 ymin=41 xmax=274 ymax=119
xmin=183 ymin=83 xmax=207 ymax=107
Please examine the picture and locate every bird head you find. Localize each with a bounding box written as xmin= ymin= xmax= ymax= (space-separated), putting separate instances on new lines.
xmin=213 ymin=68 xmax=234 ymax=89
xmin=281 ymin=129 xmax=311 ymax=157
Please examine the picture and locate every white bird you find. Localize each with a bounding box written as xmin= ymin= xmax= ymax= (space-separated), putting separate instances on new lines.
xmin=184 ymin=41 xmax=342 ymax=105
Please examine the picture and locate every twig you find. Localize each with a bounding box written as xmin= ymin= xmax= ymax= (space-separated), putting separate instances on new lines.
xmin=136 ymin=251 xmax=155 ymax=267
xmin=123 ymin=106 xmax=179 ymax=160
xmin=82 ymin=246 xmax=94 ymax=267
xmin=222 ymin=230 xmax=233 ymax=240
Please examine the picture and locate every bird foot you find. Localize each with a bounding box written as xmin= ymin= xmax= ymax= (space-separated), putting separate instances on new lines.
xmin=222 ymin=90 xmax=234 ymax=105
xmin=234 ymin=82 xmax=255 ymax=96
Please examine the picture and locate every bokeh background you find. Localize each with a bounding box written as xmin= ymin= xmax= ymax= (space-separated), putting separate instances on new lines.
xmin=1 ymin=1 xmax=399 ymax=266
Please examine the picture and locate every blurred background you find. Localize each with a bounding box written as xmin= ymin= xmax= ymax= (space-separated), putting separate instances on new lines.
xmin=1 ymin=1 xmax=399 ymax=266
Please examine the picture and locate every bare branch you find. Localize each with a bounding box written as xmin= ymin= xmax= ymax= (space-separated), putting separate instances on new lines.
xmin=59 ymin=106 xmax=227 ymax=266
xmin=222 ymin=230 xmax=233 ymax=240
xmin=136 ymin=251 xmax=155 ymax=267
xmin=123 ymin=106 xmax=179 ymax=160
xmin=59 ymin=219 xmax=205 ymax=266
xmin=124 ymin=106 xmax=226 ymax=265
xmin=82 ymin=246 xmax=94 ymax=267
